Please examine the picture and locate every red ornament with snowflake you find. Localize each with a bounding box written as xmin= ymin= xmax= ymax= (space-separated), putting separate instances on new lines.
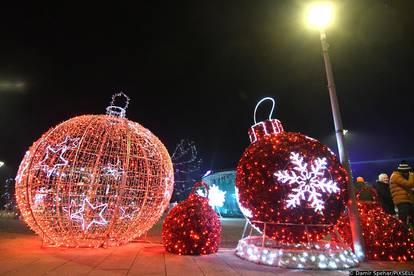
xmin=162 ymin=181 xmax=221 ymax=255
xmin=335 ymin=187 xmax=414 ymax=261
xmin=236 ymin=98 xmax=349 ymax=244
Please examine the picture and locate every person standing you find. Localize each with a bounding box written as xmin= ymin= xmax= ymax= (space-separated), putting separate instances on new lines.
xmin=355 ymin=176 xmax=373 ymax=201
xmin=390 ymin=161 xmax=414 ymax=225
xmin=374 ymin=173 xmax=395 ymax=215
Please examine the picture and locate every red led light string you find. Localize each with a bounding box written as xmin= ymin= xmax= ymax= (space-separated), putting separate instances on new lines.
xmin=335 ymin=187 xmax=414 ymax=261
xmin=162 ymin=181 xmax=221 ymax=255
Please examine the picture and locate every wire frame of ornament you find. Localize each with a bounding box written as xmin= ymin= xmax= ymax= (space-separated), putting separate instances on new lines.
xmin=15 ymin=93 xmax=174 ymax=248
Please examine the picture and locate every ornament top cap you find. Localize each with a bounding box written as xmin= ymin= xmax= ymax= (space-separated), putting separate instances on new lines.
xmin=106 ymin=92 xmax=130 ymax=118
xmin=248 ymin=97 xmax=284 ymax=143
xmin=190 ymin=181 xmax=209 ymax=200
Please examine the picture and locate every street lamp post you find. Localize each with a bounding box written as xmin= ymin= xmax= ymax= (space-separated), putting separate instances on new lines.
xmin=307 ymin=2 xmax=365 ymax=260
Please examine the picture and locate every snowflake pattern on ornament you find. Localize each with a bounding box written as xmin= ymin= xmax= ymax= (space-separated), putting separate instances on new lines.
xmin=274 ymin=152 xmax=340 ymax=212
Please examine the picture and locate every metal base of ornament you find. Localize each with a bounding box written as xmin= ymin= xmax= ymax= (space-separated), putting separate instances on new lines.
xmin=235 ymin=221 xmax=359 ymax=270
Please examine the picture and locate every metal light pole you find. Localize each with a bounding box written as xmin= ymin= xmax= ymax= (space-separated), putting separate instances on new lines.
xmin=319 ymin=30 xmax=365 ymax=260
xmin=307 ymin=3 xmax=365 ymax=260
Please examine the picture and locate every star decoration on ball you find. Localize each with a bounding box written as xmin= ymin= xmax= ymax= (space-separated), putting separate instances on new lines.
xmin=101 ymin=159 xmax=124 ymax=180
xmin=38 ymin=136 xmax=80 ymax=177
xmin=119 ymin=207 xmax=140 ymax=220
xmin=274 ymin=152 xmax=340 ymax=212
xmin=70 ymin=197 xmax=108 ymax=231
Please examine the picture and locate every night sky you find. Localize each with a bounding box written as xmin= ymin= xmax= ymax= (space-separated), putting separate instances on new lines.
xmin=1 ymin=1 xmax=413 ymax=182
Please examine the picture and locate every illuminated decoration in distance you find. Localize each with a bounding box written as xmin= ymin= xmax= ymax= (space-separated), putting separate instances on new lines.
xmin=274 ymin=152 xmax=340 ymax=212
xmin=15 ymin=93 xmax=174 ymax=247
xmin=235 ymin=97 xmax=354 ymax=269
xmin=203 ymin=170 xmax=243 ymax=217
xmin=171 ymin=139 xmax=203 ymax=201
xmin=207 ymin=185 xmax=226 ymax=208
xmin=1 ymin=178 xmax=17 ymax=214
xmin=162 ymin=181 xmax=221 ymax=255
xmin=197 ymin=184 xmax=226 ymax=211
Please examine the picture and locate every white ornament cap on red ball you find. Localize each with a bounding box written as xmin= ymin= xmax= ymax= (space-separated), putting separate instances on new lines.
xmin=248 ymin=97 xmax=284 ymax=143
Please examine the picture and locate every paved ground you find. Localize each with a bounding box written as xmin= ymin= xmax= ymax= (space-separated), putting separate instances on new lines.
xmin=1 ymin=218 xmax=414 ymax=275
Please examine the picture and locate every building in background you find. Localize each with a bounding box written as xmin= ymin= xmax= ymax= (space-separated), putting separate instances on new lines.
xmin=202 ymin=170 xmax=242 ymax=218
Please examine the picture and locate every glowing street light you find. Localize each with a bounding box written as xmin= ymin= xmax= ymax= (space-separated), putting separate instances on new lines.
xmin=307 ymin=2 xmax=333 ymax=30
xmin=0 ymin=161 xmax=4 ymax=168
xmin=307 ymin=2 xmax=365 ymax=260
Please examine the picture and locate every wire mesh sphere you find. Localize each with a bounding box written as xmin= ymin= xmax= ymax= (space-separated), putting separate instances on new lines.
xmin=15 ymin=94 xmax=174 ymax=247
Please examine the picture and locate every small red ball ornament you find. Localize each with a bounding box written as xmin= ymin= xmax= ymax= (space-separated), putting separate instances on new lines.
xmin=236 ymin=98 xmax=349 ymax=244
xmin=335 ymin=187 xmax=414 ymax=261
xmin=162 ymin=181 xmax=222 ymax=255
xmin=15 ymin=93 xmax=174 ymax=247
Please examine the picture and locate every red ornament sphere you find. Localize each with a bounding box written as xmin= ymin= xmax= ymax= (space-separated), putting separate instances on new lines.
xmin=236 ymin=118 xmax=349 ymax=244
xmin=162 ymin=181 xmax=221 ymax=255
xmin=335 ymin=187 xmax=414 ymax=261
xmin=15 ymin=94 xmax=174 ymax=247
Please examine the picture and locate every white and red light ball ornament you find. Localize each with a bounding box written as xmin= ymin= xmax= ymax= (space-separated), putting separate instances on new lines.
xmin=15 ymin=93 xmax=174 ymax=248
xmin=162 ymin=181 xmax=222 ymax=255
xmin=236 ymin=98 xmax=349 ymax=244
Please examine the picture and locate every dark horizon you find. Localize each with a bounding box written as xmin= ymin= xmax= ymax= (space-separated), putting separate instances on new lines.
xmin=1 ymin=1 xmax=414 ymax=183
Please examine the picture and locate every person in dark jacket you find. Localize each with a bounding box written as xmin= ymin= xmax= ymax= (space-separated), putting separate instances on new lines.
xmin=374 ymin=173 xmax=395 ymax=215
xmin=354 ymin=176 xmax=373 ymax=201
xmin=390 ymin=161 xmax=414 ymax=225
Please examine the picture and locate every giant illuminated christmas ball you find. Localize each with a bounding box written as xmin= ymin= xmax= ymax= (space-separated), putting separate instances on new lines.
xmin=236 ymin=98 xmax=349 ymax=244
xmin=15 ymin=93 xmax=174 ymax=247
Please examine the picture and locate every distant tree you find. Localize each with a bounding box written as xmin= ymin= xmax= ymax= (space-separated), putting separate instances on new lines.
xmin=171 ymin=139 xmax=202 ymax=202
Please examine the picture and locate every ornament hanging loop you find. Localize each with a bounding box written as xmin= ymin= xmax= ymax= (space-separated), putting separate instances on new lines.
xmin=106 ymin=92 xmax=130 ymax=118
xmin=254 ymin=97 xmax=275 ymax=124
xmin=191 ymin=181 xmax=209 ymax=198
